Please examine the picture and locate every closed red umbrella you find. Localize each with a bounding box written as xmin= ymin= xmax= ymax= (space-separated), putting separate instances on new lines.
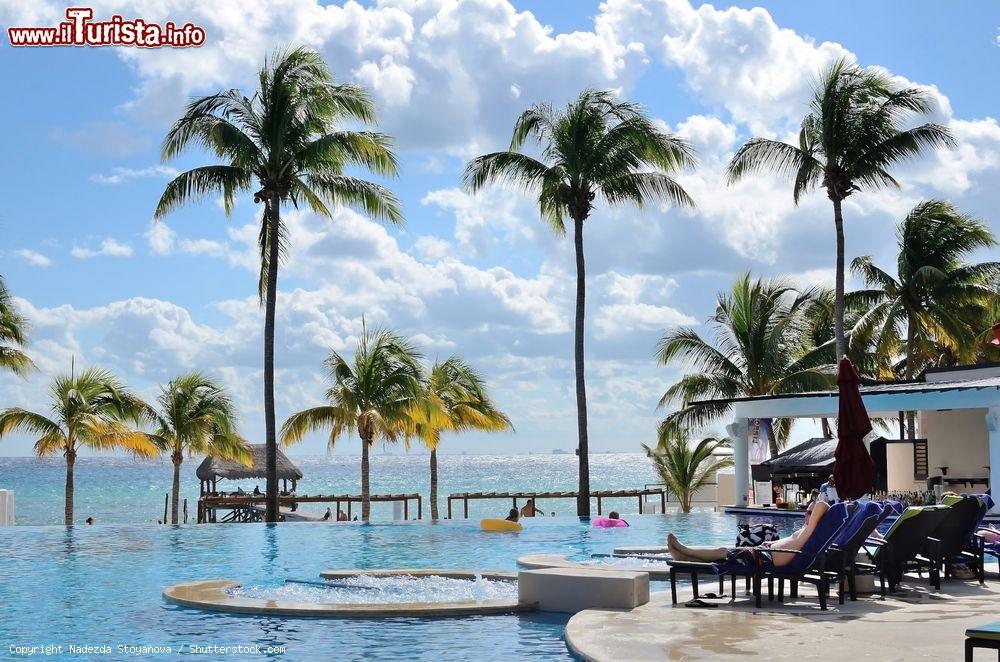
xmin=833 ymin=357 xmax=875 ymax=500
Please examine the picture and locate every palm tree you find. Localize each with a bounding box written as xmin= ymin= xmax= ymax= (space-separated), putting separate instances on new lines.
xmin=0 ymin=276 xmax=32 ymax=376
xmin=281 ymin=325 xmax=423 ymax=521
xmin=727 ymin=58 xmax=955 ymax=360
xmin=149 ymin=373 xmax=250 ymax=524
xmin=643 ymin=431 xmax=733 ymax=513
xmin=410 ymin=357 xmax=512 ymax=520
xmin=155 ymin=47 xmax=402 ymax=522
xmin=852 ymin=200 xmax=999 ymax=437
xmin=0 ymin=366 xmax=156 ymax=524
xmin=656 ymin=273 xmax=832 ymax=457
xmin=463 ymin=89 xmax=697 ymax=516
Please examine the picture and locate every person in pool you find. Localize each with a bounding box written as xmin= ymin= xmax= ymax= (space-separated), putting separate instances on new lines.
xmin=505 ymin=508 xmax=520 ymax=522
xmin=520 ymin=499 xmax=544 ymax=518
xmin=666 ymin=500 xmax=829 ymax=568
xmin=607 ymin=511 xmax=629 ymax=526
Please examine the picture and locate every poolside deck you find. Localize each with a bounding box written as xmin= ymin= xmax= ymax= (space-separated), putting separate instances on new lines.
xmin=566 ymin=573 xmax=1000 ymax=661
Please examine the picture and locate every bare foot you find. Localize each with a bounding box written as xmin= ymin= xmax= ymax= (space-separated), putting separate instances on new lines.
xmin=667 ymin=533 xmax=680 ymax=556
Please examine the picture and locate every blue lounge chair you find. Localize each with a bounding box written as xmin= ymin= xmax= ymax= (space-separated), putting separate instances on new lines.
xmin=823 ymin=501 xmax=894 ymax=601
xmin=750 ymin=501 xmax=856 ymax=610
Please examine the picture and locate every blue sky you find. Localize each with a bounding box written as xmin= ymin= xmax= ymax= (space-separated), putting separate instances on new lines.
xmin=1 ymin=0 xmax=998 ymax=457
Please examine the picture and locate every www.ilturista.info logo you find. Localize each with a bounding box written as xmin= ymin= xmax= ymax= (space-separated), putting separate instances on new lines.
xmin=7 ymin=8 xmax=206 ymax=48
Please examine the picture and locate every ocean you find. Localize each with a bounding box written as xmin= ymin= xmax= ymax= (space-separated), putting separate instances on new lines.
xmin=0 ymin=453 xmax=661 ymax=526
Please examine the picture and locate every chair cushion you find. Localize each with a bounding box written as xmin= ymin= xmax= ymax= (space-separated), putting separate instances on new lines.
xmin=665 ymin=560 xmax=716 ymax=571
xmin=966 ymin=622 xmax=1000 ymax=641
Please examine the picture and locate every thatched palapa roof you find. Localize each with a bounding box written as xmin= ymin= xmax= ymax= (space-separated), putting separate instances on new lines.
xmin=196 ymin=444 xmax=303 ymax=482
xmin=751 ymin=437 xmax=836 ymax=481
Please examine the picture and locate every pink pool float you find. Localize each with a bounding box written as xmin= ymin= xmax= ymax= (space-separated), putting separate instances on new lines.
xmin=592 ymin=516 xmax=629 ymax=528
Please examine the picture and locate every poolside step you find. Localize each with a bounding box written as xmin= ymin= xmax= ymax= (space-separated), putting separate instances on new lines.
xmin=518 ymin=567 xmax=649 ymax=613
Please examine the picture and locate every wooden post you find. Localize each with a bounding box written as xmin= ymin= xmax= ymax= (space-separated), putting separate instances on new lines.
xmin=163 ymin=493 xmax=168 ymax=524
xmin=638 ymin=495 xmax=643 ymax=515
xmin=447 ymin=497 xmax=452 ymax=520
xmin=417 ymin=496 xmax=422 ymax=521
xmin=463 ymin=497 xmax=468 ymax=519
xmin=403 ymin=498 xmax=409 ymax=521
xmin=183 ymin=499 xmax=188 ymax=524
xmin=347 ymin=501 xmax=352 ymax=520
xmin=661 ymin=490 xmax=666 ymax=513
xmin=597 ymin=496 xmax=602 ymax=515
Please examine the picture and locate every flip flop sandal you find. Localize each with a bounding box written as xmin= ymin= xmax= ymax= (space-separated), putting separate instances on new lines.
xmin=685 ymin=598 xmax=718 ymax=608
xmin=701 ymin=592 xmax=725 ymax=599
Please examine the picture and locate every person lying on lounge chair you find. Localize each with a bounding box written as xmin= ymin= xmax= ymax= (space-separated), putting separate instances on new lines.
xmin=666 ymin=500 xmax=830 ymax=568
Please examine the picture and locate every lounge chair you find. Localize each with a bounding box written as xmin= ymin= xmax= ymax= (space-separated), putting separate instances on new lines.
xmin=820 ymin=501 xmax=894 ymax=601
xmin=931 ymin=494 xmax=991 ymax=585
xmin=965 ymin=620 xmax=1000 ymax=661
xmin=665 ymin=502 xmax=855 ymax=610
xmin=862 ymin=505 xmax=951 ymax=591
xmin=755 ymin=501 xmax=856 ymax=610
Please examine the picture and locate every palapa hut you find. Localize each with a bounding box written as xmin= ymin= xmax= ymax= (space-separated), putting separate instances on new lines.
xmin=196 ymin=444 xmax=303 ymax=495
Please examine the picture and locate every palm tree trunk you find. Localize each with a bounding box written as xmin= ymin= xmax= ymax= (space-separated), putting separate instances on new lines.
xmin=572 ymin=213 xmax=590 ymax=517
xmin=264 ymin=195 xmax=281 ymax=523
xmin=361 ymin=436 xmax=371 ymax=521
xmin=832 ymin=197 xmax=847 ymax=360
xmin=171 ymin=448 xmax=182 ymax=525
xmin=430 ymin=448 xmax=438 ymax=520
xmin=821 ymin=418 xmax=833 ymax=439
xmin=905 ymin=311 xmax=917 ymax=440
xmin=64 ymin=448 xmax=75 ymax=526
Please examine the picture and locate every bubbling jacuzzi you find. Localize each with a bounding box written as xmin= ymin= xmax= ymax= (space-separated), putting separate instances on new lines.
xmin=164 ymin=569 xmax=534 ymax=617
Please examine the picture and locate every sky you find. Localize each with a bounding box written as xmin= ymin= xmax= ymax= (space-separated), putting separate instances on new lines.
xmin=0 ymin=0 xmax=998 ymax=457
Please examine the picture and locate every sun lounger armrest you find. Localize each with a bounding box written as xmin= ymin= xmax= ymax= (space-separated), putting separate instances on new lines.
xmin=827 ymin=545 xmax=847 ymax=569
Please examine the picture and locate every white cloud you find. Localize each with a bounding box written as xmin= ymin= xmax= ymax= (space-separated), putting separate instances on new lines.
xmin=71 ymin=238 xmax=134 ymax=259
xmin=90 ymin=165 xmax=179 ymax=185
xmin=412 ymin=235 xmax=452 ymax=261
xmin=178 ymin=238 xmax=228 ymax=257
xmin=145 ymin=222 xmax=176 ymax=255
xmin=13 ymin=249 xmax=52 ymax=267
xmin=421 ymin=187 xmax=543 ymax=257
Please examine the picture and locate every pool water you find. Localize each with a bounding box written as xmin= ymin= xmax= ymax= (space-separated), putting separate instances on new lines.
xmin=233 ymin=575 xmax=519 ymax=604
xmin=0 ymin=514 xmax=796 ymax=661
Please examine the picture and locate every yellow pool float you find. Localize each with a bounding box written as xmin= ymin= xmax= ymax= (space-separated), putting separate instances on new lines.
xmin=480 ymin=518 xmax=523 ymax=532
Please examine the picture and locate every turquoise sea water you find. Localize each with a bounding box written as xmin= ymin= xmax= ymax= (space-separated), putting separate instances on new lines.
xmin=0 ymin=515 xmax=796 ymax=661
xmin=0 ymin=453 xmax=664 ymax=525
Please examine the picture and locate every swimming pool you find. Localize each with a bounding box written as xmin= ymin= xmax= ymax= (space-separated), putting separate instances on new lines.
xmin=0 ymin=514 xmax=796 ymax=661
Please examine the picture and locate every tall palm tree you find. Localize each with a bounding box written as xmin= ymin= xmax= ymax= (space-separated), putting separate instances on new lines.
xmin=852 ymin=200 xmax=999 ymax=436
xmin=464 ymin=89 xmax=697 ymax=516
xmin=727 ymin=58 xmax=955 ymax=360
xmin=149 ymin=373 xmax=250 ymax=524
xmin=0 ymin=366 xmax=156 ymax=524
xmin=657 ymin=273 xmax=831 ymax=457
xmin=410 ymin=357 xmax=512 ymax=520
xmin=155 ymin=47 xmax=402 ymax=522
xmin=281 ymin=325 xmax=423 ymax=521
xmin=0 ymin=276 xmax=33 ymax=376
xmin=643 ymin=431 xmax=733 ymax=513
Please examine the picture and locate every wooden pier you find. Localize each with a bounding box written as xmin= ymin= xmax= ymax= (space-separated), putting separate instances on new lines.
xmin=197 ymin=493 xmax=423 ymax=523
xmin=445 ymin=487 xmax=668 ymax=519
